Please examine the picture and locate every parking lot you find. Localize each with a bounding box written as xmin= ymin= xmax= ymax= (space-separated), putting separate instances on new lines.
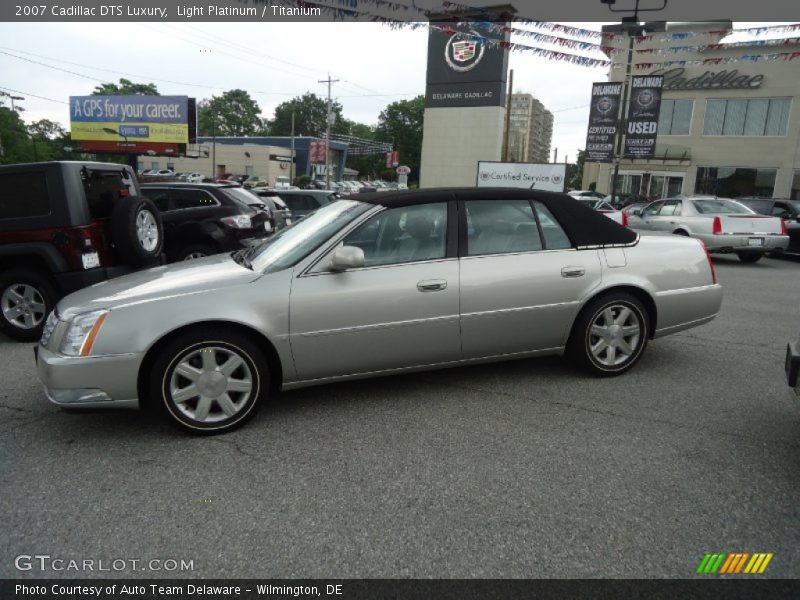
xmin=1 ymin=254 xmax=798 ymax=579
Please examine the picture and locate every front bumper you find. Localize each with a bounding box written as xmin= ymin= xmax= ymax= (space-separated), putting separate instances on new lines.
xmin=35 ymin=344 xmax=142 ymax=409
xmin=697 ymin=233 xmax=789 ymax=254
xmin=787 ymin=340 xmax=800 ymax=398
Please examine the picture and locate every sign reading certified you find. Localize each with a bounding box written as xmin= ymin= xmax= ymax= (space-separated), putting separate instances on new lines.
xmin=70 ymin=95 xmax=190 ymax=144
xmin=477 ymin=162 xmax=566 ymax=192
xmin=585 ymin=82 xmax=622 ymax=163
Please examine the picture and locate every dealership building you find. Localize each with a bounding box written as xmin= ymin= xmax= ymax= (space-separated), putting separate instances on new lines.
xmin=137 ymin=136 xmax=348 ymax=185
xmin=583 ymin=21 xmax=800 ymax=200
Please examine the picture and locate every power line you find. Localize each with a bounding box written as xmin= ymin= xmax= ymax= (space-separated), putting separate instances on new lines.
xmin=0 ymin=85 xmax=68 ymax=105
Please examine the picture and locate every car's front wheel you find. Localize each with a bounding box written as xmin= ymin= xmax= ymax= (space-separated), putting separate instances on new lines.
xmin=150 ymin=328 xmax=269 ymax=434
xmin=0 ymin=269 xmax=57 ymax=342
xmin=568 ymin=293 xmax=649 ymax=376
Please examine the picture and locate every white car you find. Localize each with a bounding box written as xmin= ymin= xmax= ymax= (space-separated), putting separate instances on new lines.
xmin=628 ymin=196 xmax=789 ymax=262
xmin=576 ymin=198 xmax=628 ymax=227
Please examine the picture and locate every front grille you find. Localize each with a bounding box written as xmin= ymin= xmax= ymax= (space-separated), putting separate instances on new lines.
xmin=40 ymin=310 xmax=59 ymax=348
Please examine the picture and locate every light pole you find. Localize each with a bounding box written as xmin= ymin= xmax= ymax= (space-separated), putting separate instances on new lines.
xmin=319 ymin=74 xmax=339 ymax=189
xmin=601 ymin=0 xmax=666 ymax=202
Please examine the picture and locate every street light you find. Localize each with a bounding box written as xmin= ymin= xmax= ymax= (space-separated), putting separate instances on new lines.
xmin=601 ymin=0 xmax=667 ymax=203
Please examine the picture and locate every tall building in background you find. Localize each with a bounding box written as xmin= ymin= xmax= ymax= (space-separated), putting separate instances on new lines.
xmin=508 ymin=93 xmax=554 ymax=163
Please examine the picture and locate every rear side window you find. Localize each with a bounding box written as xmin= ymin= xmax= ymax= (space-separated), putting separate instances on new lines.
xmin=465 ymin=200 xmax=543 ymax=256
xmin=283 ymin=195 xmax=315 ymax=212
xmin=532 ymin=202 xmax=572 ymax=250
xmin=0 ymin=171 xmax=50 ymax=219
xmin=173 ymin=189 xmax=218 ymax=210
xmin=82 ymin=168 xmax=135 ymax=219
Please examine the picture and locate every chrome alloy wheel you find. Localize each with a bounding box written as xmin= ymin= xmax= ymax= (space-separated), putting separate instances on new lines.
xmin=168 ymin=346 xmax=254 ymax=424
xmin=587 ymin=304 xmax=642 ymax=368
xmin=136 ymin=209 xmax=159 ymax=252
xmin=1 ymin=283 xmax=46 ymax=330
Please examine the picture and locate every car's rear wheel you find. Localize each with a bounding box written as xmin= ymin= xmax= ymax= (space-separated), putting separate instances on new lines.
xmin=0 ymin=269 xmax=57 ymax=342
xmin=736 ymin=252 xmax=762 ymax=263
xmin=150 ymin=328 xmax=268 ymax=434
xmin=568 ymin=293 xmax=649 ymax=376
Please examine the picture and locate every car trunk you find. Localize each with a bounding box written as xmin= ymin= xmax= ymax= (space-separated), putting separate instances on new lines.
xmin=718 ymin=214 xmax=784 ymax=234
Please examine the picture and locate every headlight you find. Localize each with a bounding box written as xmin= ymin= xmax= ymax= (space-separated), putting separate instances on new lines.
xmin=60 ymin=310 xmax=108 ymax=357
xmin=221 ymin=215 xmax=252 ymax=229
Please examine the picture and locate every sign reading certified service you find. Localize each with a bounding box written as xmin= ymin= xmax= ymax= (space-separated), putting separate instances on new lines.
xmin=585 ymin=82 xmax=622 ymax=163
xmin=477 ymin=162 xmax=566 ymax=192
xmin=624 ymin=75 xmax=663 ymax=158
xmin=425 ymin=22 xmax=509 ymax=108
xmin=70 ymin=96 xmax=190 ymax=144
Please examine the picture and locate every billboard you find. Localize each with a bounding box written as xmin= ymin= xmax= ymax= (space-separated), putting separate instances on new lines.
xmin=476 ymin=162 xmax=566 ymax=192
xmin=70 ymin=95 xmax=191 ymax=144
xmin=624 ymin=75 xmax=664 ymax=158
xmin=425 ymin=22 xmax=509 ymax=108
xmin=585 ymin=82 xmax=622 ymax=163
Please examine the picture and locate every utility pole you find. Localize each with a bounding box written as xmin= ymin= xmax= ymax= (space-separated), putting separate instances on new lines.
xmin=318 ymin=74 xmax=339 ymax=189
xmin=503 ymin=69 xmax=513 ymax=162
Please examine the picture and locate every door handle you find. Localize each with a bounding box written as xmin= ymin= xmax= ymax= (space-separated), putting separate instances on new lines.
xmin=417 ymin=279 xmax=447 ymax=292
xmin=561 ymin=267 xmax=585 ymax=278
xmin=669 ymin=221 xmax=676 ymax=225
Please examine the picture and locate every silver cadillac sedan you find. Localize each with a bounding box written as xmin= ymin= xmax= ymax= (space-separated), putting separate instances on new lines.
xmin=36 ymin=189 xmax=723 ymax=434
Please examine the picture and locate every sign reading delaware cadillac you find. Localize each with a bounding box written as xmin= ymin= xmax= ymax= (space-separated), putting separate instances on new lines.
xmin=648 ymin=67 xmax=764 ymax=90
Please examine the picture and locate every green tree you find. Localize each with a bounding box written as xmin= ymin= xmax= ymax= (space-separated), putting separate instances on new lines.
xmin=567 ymin=149 xmax=585 ymax=190
xmin=0 ymin=107 xmax=33 ymax=163
xmin=92 ymin=78 xmax=159 ymax=96
xmin=197 ymin=90 xmax=265 ymax=137
xmin=271 ymin=93 xmax=348 ymax=137
xmin=375 ymin=95 xmax=424 ymax=184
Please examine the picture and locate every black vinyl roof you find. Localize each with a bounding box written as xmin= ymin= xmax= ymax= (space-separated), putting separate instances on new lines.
xmin=358 ymin=187 xmax=638 ymax=248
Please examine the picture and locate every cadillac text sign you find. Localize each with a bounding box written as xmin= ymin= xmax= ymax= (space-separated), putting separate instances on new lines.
xmin=585 ymin=82 xmax=622 ymax=163
xmin=477 ymin=162 xmax=566 ymax=192
xmin=624 ymin=75 xmax=663 ymax=159
xmin=649 ymin=67 xmax=764 ymax=90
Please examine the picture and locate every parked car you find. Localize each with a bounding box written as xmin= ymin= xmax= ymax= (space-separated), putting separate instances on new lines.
xmin=35 ymin=188 xmax=722 ymax=434
xmin=140 ymin=183 xmax=270 ymax=262
xmin=736 ymin=198 xmax=800 ymax=256
xmin=628 ymin=196 xmax=789 ymax=262
xmin=0 ymin=161 xmax=164 ymax=341
xmin=568 ymin=190 xmax=606 ymax=200
xmin=243 ymin=176 xmax=268 ymax=189
xmin=575 ymin=198 xmax=628 ymax=226
xmin=250 ymin=189 xmax=293 ymax=231
xmin=277 ymin=189 xmax=340 ymax=220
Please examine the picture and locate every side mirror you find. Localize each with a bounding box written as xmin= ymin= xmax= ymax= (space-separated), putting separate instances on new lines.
xmin=329 ymin=245 xmax=365 ymax=271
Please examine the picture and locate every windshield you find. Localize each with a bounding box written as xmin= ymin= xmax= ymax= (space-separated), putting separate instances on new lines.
xmin=692 ymin=199 xmax=754 ymax=214
xmin=248 ymin=199 xmax=372 ymax=273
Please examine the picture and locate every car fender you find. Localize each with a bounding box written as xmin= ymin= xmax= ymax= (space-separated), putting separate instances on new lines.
xmin=0 ymin=242 xmax=69 ymax=273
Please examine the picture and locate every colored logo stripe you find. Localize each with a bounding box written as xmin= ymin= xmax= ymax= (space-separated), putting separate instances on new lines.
xmin=697 ymin=553 xmax=773 ymax=574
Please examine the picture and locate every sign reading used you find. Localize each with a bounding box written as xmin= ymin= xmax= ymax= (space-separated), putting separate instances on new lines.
xmin=585 ymin=82 xmax=622 ymax=163
xmin=476 ymin=162 xmax=566 ymax=192
xmin=69 ymin=95 xmax=191 ymax=144
xmin=624 ymin=75 xmax=663 ymax=159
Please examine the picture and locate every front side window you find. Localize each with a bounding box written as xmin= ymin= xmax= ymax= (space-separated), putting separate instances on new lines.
xmin=642 ymin=202 xmax=662 ymax=217
xmin=703 ymin=98 xmax=791 ymax=136
xmin=465 ymin=200 xmax=542 ymax=256
xmin=343 ymin=202 xmax=447 ymax=267
xmin=659 ymin=201 xmax=679 ymax=216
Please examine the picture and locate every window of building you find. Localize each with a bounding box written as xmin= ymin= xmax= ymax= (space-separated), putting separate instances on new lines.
xmin=703 ymin=98 xmax=791 ymax=136
xmin=792 ymin=170 xmax=800 ymax=201
xmin=694 ymin=167 xmax=777 ymax=198
xmin=245 ymin=166 xmax=254 ymax=177
xmin=658 ymin=99 xmax=693 ymax=135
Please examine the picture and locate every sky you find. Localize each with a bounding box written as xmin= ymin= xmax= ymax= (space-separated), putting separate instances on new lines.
xmin=0 ymin=21 xmax=786 ymax=164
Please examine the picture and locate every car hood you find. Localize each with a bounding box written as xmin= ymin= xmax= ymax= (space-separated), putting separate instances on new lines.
xmin=57 ymin=254 xmax=260 ymax=319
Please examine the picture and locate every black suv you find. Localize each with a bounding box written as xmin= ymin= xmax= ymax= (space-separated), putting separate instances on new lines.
xmin=277 ymin=189 xmax=339 ymax=220
xmin=140 ymin=183 xmax=271 ymax=261
xmin=0 ymin=161 xmax=164 ymax=341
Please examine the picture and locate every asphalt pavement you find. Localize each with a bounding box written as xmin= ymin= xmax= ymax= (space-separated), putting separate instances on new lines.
xmin=1 ymin=254 xmax=799 ymax=579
